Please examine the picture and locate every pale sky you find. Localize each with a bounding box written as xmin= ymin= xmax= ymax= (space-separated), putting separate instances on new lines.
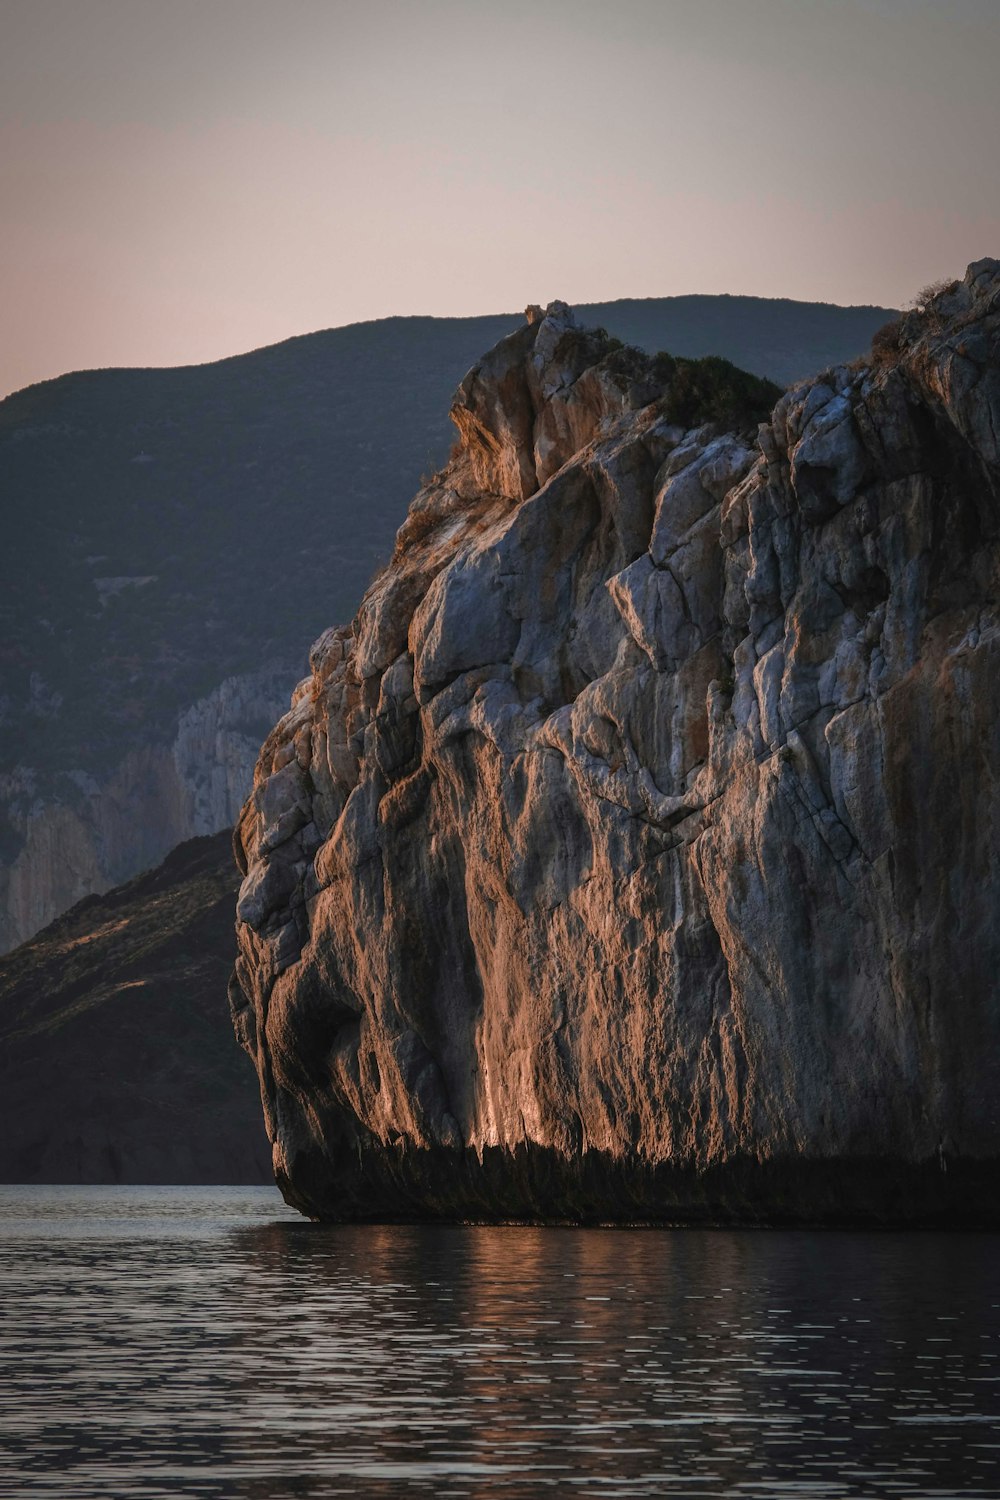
xmin=2 ymin=0 xmax=998 ymax=397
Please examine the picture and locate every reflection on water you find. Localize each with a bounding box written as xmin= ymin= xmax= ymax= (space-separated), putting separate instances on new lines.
xmin=0 ymin=1187 xmax=998 ymax=1497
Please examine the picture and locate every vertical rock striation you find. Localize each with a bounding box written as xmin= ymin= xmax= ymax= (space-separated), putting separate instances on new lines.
xmin=233 ymin=263 xmax=1000 ymax=1224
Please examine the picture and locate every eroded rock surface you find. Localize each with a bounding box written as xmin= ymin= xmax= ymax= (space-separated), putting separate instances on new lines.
xmin=234 ymin=264 xmax=1000 ymax=1224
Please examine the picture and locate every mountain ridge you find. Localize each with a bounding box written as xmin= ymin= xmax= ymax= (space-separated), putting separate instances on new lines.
xmin=4 ymin=291 xmax=895 ymax=403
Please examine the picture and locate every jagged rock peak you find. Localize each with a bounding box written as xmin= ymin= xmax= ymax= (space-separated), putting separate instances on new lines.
xmin=232 ymin=260 xmax=1000 ymax=1225
xmin=450 ymin=297 xmax=656 ymax=504
xmin=524 ymin=300 xmax=572 ymax=325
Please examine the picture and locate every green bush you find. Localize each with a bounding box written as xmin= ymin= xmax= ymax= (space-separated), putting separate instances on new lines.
xmin=909 ymin=278 xmax=957 ymax=313
xmin=869 ymin=317 xmax=904 ymax=369
xmin=657 ymin=354 xmax=781 ymax=431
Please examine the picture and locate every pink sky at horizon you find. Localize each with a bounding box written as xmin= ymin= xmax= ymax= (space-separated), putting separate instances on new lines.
xmin=2 ymin=0 xmax=998 ymax=398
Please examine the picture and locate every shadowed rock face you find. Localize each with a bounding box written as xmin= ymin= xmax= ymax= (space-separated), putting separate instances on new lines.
xmin=233 ymin=262 xmax=1000 ymax=1224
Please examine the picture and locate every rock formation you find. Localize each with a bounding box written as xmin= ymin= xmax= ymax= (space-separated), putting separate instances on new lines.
xmin=233 ymin=262 xmax=1000 ymax=1224
xmin=0 ymin=297 xmax=894 ymax=954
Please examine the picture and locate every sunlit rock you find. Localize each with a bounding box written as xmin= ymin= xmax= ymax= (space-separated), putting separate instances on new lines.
xmin=233 ymin=262 xmax=1000 ymax=1224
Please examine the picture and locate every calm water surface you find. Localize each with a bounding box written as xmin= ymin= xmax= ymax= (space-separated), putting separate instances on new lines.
xmin=0 ymin=1187 xmax=998 ymax=1498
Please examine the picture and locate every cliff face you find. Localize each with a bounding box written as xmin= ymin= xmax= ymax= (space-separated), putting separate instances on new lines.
xmin=233 ymin=262 xmax=1000 ymax=1224
xmin=0 ymin=671 xmax=290 ymax=953
xmin=2 ymin=297 xmax=892 ymax=957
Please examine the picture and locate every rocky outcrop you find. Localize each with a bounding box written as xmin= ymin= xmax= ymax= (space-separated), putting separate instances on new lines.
xmin=233 ymin=262 xmax=1000 ymax=1224
xmin=1 ymin=297 xmax=899 ymax=961
xmin=0 ymin=297 xmax=894 ymax=955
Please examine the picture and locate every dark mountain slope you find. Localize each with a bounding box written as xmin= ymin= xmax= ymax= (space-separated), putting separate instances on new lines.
xmin=0 ymin=830 xmax=268 ymax=1183
xmin=581 ymin=294 xmax=895 ymax=389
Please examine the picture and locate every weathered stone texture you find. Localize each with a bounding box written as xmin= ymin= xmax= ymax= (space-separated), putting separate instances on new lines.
xmin=234 ymin=267 xmax=1000 ymax=1223
xmin=0 ymin=671 xmax=290 ymax=954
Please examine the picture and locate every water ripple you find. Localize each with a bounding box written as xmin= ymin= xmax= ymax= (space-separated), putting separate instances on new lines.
xmin=0 ymin=1187 xmax=998 ymax=1497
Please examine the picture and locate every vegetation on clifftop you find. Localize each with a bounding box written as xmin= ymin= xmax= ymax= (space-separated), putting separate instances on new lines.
xmin=654 ymin=352 xmax=783 ymax=430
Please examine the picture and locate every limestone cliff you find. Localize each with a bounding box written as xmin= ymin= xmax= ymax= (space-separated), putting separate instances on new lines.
xmin=233 ymin=262 xmax=1000 ymax=1224
xmin=0 ymin=670 xmax=291 ymax=953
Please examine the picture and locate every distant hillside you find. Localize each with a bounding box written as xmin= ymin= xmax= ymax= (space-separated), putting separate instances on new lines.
xmin=583 ymin=294 xmax=894 ymax=391
xmin=0 ymin=294 xmax=895 ymax=950
xmin=0 ymin=830 xmax=268 ymax=1183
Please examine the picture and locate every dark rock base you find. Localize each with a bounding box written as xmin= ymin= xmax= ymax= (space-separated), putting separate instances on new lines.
xmin=279 ymin=1141 xmax=1000 ymax=1228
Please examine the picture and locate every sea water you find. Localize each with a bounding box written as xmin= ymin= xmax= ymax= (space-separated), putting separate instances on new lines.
xmin=0 ymin=1185 xmax=998 ymax=1497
